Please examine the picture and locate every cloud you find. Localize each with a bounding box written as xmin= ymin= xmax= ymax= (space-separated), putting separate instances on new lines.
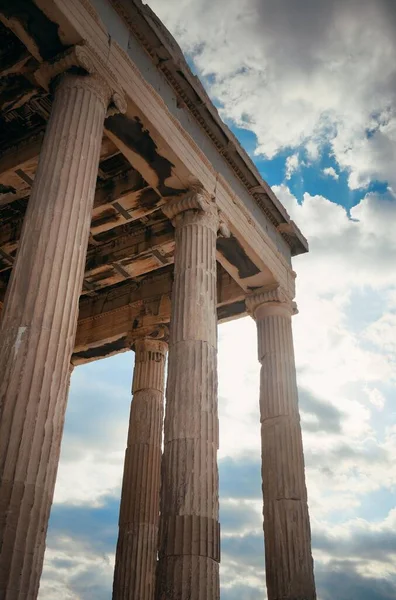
xmin=47 ymin=496 xmax=119 ymax=555
xmin=221 ymin=583 xmax=265 ymax=600
xmin=39 ymin=497 xmax=118 ymax=600
xmin=313 ymin=510 xmax=396 ymax=564
xmin=285 ymin=152 xmax=300 ymax=179
xmin=53 ymin=354 xmax=133 ymax=505
xmin=364 ymin=385 xmax=386 ymax=410
xmin=40 ymin=540 xmax=113 ymax=600
xmin=299 ymin=387 xmax=344 ymax=434
xmin=219 ymin=455 xmax=262 ymax=500
xmin=148 ymin=0 xmax=396 ymax=188
xmin=323 ymin=166 xmax=339 ymax=180
xmin=315 ymin=560 xmax=396 ymax=600
xmin=365 ymin=312 xmax=396 ymax=357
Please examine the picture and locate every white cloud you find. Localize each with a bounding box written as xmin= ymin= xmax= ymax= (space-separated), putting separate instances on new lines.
xmin=273 ymin=186 xmax=396 ymax=514
xmin=40 ymin=538 xmax=114 ymax=600
xmin=323 ymin=166 xmax=339 ymax=180
xmin=147 ymin=0 xmax=396 ymax=189
xmin=53 ymin=358 xmax=132 ymax=505
xmin=365 ymin=312 xmax=396 ymax=356
xmin=364 ymin=385 xmax=386 ymax=410
xmin=285 ymin=152 xmax=300 ymax=179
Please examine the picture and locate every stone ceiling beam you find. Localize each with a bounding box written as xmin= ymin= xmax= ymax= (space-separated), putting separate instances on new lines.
xmin=83 ymin=221 xmax=175 ymax=291
xmin=72 ymin=265 xmax=245 ymax=365
xmin=0 ymin=134 xmax=43 ymax=178
xmin=0 ymin=176 xmax=163 ymax=257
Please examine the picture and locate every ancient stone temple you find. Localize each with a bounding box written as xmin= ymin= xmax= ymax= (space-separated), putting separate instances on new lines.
xmin=0 ymin=1 xmax=316 ymax=599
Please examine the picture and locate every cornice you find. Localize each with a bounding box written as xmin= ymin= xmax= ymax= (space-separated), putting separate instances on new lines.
xmin=110 ymin=0 xmax=308 ymax=256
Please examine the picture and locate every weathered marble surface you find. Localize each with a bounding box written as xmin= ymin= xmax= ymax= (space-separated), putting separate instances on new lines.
xmin=247 ymin=288 xmax=316 ymax=600
xmin=113 ymin=338 xmax=167 ymax=600
xmin=156 ymin=194 xmax=221 ymax=600
xmin=0 ymin=73 xmax=110 ymax=599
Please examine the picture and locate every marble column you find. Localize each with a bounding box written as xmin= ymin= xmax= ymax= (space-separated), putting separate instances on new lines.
xmin=0 ymin=73 xmax=113 ymax=599
xmin=246 ymin=287 xmax=316 ymax=600
xmin=113 ymin=337 xmax=167 ymax=600
xmin=156 ymin=193 xmax=220 ymax=600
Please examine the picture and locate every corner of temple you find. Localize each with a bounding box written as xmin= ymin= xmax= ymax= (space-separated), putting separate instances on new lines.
xmin=34 ymin=43 xmax=126 ymax=114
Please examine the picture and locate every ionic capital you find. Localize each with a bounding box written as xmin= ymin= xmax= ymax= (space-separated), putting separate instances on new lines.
xmin=246 ymin=285 xmax=297 ymax=320
xmin=132 ymin=335 xmax=167 ymax=394
xmin=35 ymin=43 xmax=127 ymax=115
xmin=133 ymin=337 xmax=168 ymax=358
xmin=127 ymin=323 xmax=169 ymax=350
xmin=163 ymin=189 xmax=229 ymax=236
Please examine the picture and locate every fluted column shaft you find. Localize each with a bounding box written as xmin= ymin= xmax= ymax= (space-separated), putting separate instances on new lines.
xmin=247 ymin=289 xmax=316 ymax=600
xmin=113 ymin=338 xmax=167 ymax=600
xmin=157 ymin=195 xmax=220 ymax=600
xmin=0 ymin=73 xmax=110 ymax=600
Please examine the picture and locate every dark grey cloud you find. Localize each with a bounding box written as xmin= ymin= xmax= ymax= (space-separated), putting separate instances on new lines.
xmin=299 ymin=387 xmax=343 ymax=434
xmin=47 ymin=493 xmax=119 ymax=555
xmin=253 ymin=1 xmax=396 ymax=42
xmin=313 ymin=525 xmax=396 ymax=563
xmin=220 ymin=500 xmax=262 ymax=535
xmin=222 ymin=532 xmax=265 ymax=571
xmin=252 ymin=0 xmax=340 ymax=69
xmin=315 ymin=560 xmax=396 ymax=600
xmin=43 ymin=493 xmax=396 ymax=600
xmin=305 ymin=441 xmax=389 ymax=477
xmin=221 ymin=529 xmax=396 ymax=599
xmin=219 ymin=455 xmax=262 ymax=500
xmin=50 ymin=558 xmax=75 ymax=571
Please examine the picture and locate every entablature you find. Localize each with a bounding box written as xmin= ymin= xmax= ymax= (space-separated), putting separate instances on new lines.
xmin=0 ymin=0 xmax=305 ymax=366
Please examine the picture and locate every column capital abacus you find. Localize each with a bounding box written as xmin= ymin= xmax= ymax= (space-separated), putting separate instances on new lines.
xmin=246 ymin=285 xmax=298 ymax=320
xmin=133 ymin=337 xmax=168 ymax=357
xmin=131 ymin=330 xmax=168 ymax=394
xmin=127 ymin=323 xmax=169 ymax=352
xmin=35 ymin=43 xmax=127 ymax=115
xmin=163 ymin=188 xmax=229 ymax=236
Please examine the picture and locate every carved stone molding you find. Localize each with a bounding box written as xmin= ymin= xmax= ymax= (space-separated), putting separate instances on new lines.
xmin=246 ymin=285 xmax=297 ymax=319
xmin=162 ymin=189 xmax=212 ymax=220
xmin=78 ymin=0 xmax=103 ymax=26
xmin=34 ymin=43 xmax=126 ymax=115
xmin=133 ymin=336 xmax=168 ymax=360
xmin=127 ymin=323 xmax=170 ymax=348
xmin=163 ymin=189 xmax=230 ymax=238
xmin=218 ymin=210 xmax=231 ymax=238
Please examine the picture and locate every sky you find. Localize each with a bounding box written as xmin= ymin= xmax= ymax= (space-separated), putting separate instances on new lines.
xmin=39 ymin=1 xmax=396 ymax=599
